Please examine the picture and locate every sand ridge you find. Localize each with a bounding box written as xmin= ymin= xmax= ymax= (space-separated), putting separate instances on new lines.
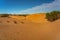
xmin=10 ymin=13 xmax=48 ymax=23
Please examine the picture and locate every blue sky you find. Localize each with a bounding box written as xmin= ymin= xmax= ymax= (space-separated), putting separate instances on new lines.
xmin=0 ymin=0 xmax=60 ymax=14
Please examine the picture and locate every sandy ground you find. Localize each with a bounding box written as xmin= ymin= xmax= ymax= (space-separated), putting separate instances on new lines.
xmin=0 ymin=14 xmax=59 ymax=40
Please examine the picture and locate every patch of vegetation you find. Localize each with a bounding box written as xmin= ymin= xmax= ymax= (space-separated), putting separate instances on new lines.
xmin=0 ymin=21 xmax=2 ymax=23
xmin=46 ymin=11 xmax=60 ymax=22
xmin=20 ymin=22 xmax=24 ymax=24
xmin=14 ymin=21 xmax=17 ymax=24
xmin=7 ymin=21 xmax=10 ymax=23
xmin=18 ymin=14 xmax=29 ymax=17
xmin=0 ymin=14 xmax=10 ymax=17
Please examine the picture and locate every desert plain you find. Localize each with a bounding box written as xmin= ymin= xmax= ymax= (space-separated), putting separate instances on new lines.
xmin=0 ymin=13 xmax=59 ymax=40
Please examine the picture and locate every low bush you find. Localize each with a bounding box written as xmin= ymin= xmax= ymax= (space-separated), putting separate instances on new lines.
xmin=0 ymin=14 xmax=9 ymax=17
xmin=18 ymin=14 xmax=28 ymax=17
xmin=46 ymin=11 xmax=60 ymax=22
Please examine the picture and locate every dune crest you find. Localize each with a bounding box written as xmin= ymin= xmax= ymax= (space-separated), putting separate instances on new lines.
xmin=10 ymin=13 xmax=48 ymax=23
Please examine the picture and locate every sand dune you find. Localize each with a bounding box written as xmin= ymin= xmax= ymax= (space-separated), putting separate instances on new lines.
xmin=0 ymin=14 xmax=59 ymax=40
xmin=26 ymin=13 xmax=48 ymax=23
xmin=10 ymin=13 xmax=48 ymax=23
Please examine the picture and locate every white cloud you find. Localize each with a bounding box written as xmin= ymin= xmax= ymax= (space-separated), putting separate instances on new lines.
xmin=18 ymin=0 xmax=60 ymax=14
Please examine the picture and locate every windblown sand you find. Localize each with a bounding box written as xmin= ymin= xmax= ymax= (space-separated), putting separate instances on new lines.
xmin=0 ymin=14 xmax=59 ymax=40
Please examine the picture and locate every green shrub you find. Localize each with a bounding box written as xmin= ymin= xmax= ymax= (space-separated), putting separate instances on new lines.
xmin=46 ymin=11 xmax=60 ymax=22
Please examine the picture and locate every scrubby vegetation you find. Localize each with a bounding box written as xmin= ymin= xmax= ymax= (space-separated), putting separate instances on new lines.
xmin=46 ymin=11 xmax=60 ymax=22
xmin=0 ymin=14 xmax=10 ymax=17
xmin=18 ymin=14 xmax=29 ymax=17
xmin=14 ymin=21 xmax=17 ymax=24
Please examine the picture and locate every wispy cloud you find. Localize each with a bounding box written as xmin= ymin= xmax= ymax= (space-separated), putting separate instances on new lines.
xmin=18 ymin=0 xmax=60 ymax=14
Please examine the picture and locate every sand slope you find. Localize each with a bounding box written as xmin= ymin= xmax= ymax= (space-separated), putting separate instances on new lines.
xmin=26 ymin=13 xmax=47 ymax=23
xmin=10 ymin=13 xmax=47 ymax=23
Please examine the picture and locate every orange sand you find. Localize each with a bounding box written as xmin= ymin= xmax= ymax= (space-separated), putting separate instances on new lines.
xmin=0 ymin=14 xmax=59 ymax=40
